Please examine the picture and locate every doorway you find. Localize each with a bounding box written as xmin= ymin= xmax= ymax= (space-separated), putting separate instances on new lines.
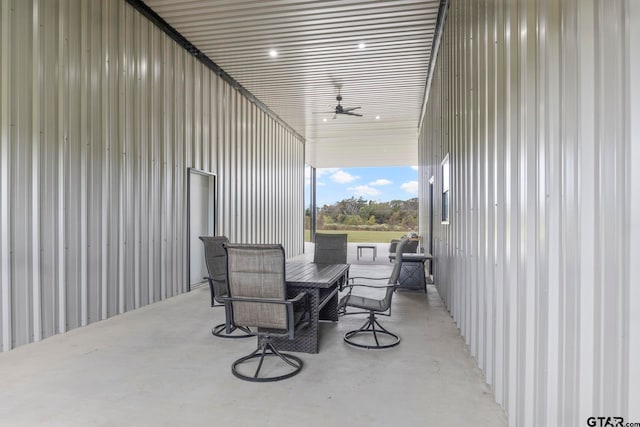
xmin=187 ymin=168 xmax=216 ymax=291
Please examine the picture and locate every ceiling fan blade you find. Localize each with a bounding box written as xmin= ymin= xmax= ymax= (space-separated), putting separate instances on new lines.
xmin=342 ymin=106 xmax=361 ymax=112
xmin=342 ymin=111 xmax=363 ymax=117
xmin=312 ymin=111 xmax=336 ymax=114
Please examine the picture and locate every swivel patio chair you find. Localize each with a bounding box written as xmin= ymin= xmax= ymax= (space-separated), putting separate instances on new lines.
xmin=314 ymin=233 xmax=348 ymax=264
xmin=388 ymin=237 xmax=418 ymax=262
xmin=199 ymin=236 xmax=251 ymax=339
xmin=339 ymin=237 xmax=409 ymax=349
xmin=222 ymin=244 xmax=311 ymax=382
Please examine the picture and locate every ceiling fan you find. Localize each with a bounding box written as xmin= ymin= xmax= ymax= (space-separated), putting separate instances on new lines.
xmin=314 ymin=93 xmax=362 ymax=119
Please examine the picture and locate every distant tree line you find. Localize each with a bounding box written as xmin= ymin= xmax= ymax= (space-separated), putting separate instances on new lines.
xmin=305 ymin=197 xmax=418 ymax=231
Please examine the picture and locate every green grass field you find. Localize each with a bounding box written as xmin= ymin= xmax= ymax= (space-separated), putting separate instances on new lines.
xmin=304 ymin=229 xmax=406 ymax=243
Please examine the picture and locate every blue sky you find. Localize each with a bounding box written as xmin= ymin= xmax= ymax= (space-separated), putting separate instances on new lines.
xmin=305 ymin=166 xmax=418 ymax=207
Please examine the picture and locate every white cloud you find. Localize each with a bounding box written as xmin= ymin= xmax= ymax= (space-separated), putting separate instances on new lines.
xmin=331 ymin=170 xmax=359 ymax=184
xmin=349 ymin=185 xmax=381 ymax=197
xmin=316 ymin=168 xmax=339 ymax=178
xmin=401 ymin=181 xmax=418 ymax=195
xmin=368 ymin=179 xmax=392 ymax=186
xmin=411 ymin=166 xmax=419 ymax=171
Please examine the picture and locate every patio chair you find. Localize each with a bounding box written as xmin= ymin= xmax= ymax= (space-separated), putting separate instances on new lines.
xmin=199 ymin=236 xmax=251 ymax=339
xmin=388 ymin=238 xmax=418 ymax=262
xmin=222 ymin=244 xmax=311 ymax=382
xmin=339 ymin=237 xmax=409 ymax=349
xmin=314 ymin=233 xmax=348 ymax=264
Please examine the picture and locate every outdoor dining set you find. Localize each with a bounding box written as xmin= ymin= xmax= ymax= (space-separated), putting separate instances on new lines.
xmin=199 ymin=234 xmax=416 ymax=382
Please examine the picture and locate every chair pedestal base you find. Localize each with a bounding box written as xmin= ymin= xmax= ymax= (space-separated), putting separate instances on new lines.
xmin=232 ymin=340 xmax=303 ymax=382
xmin=211 ymin=323 xmax=252 ymax=339
xmin=344 ymin=312 xmax=400 ymax=349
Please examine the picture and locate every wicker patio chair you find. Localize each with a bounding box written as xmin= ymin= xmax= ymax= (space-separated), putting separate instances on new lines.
xmin=199 ymin=236 xmax=251 ymax=339
xmin=339 ymin=237 xmax=409 ymax=349
xmin=314 ymin=233 xmax=348 ymax=264
xmin=222 ymin=244 xmax=311 ymax=382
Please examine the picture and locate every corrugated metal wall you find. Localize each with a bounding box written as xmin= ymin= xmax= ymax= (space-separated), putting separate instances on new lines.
xmin=418 ymin=0 xmax=639 ymax=426
xmin=0 ymin=0 xmax=304 ymax=351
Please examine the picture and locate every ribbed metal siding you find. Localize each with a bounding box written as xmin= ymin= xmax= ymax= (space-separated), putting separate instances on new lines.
xmin=418 ymin=0 xmax=638 ymax=425
xmin=0 ymin=0 xmax=304 ymax=351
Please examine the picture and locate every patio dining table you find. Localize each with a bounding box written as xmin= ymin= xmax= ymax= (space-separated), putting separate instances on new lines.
xmin=261 ymin=262 xmax=350 ymax=354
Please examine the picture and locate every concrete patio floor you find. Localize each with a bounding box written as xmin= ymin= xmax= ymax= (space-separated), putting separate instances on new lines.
xmin=0 ymin=249 xmax=507 ymax=427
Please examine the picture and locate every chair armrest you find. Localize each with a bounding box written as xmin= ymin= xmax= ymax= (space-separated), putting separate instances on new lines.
xmin=348 ymin=275 xmax=389 ymax=283
xmin=287 ymin=292 xmax=308 ymax=304
xmin=219 ymin=295 xmax=292 ymax=305
xmin=343 ymin=283 xmax=395 ymax=290
xmin=220 ymin=290 xmax=309 ymax=307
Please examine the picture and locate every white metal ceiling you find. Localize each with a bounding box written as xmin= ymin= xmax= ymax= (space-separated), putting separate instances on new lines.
xmin=142 ymin=0 xmax=440 ymax=168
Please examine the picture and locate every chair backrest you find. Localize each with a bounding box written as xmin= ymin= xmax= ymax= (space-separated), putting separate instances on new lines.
xmin=224 ymin=244 xmax=288 ymax=330
xmin=199 ymin=236 xmax=230 ymax=299
xmin=404 ymin=239 xmax=419 ymax=254
xmin=381 ymin=237 xmax=410 ymax=308
xmin=314 ymin=233 xmax=348 ymax=264
xmin=388 ymin=239 xmax=400 ymax=253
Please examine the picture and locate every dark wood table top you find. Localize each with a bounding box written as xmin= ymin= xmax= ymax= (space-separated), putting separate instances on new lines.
xmin=285 ymin=262 xmax=350 ymax=288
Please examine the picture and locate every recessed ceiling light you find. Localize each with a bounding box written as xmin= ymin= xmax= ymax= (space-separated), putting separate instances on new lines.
xmin=269 ymin=49 xmax=278 ymax=58
xmin=323 ymin=118 xmax=327 ymax=122
xmin=375 ymin=115 xmax=380 ymax=120
xmin=358 ymin=43 xmax=366 ymax=49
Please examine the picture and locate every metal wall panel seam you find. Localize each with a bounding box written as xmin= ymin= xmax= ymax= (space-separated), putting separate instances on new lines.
xmin=87 ymin=0 xmax=100 ymax=322
xmin=593 ymin=1 xmax=606 ymax=412
xmin=31 ymin=0 xmax=42 ymax=341
xmin=576 ymin=0 xmax=597 ymax=422
xmin=138 ymin=15 xmax=149 ymax=307
xmin=100 ymin=0 xmax=110 ymax=320
xmin=243 ymin=98 xmax=249 ymax=243
xmin=256 ymin=111 xmax=263 ymax=243
xmin=477 ymin=0 xmax=487 ymax=372
xmin=484 ymin=0 xmax=497 ymax=387
xmin=505 ymin=1 xmax=520 ymax=421
xmin=249 ymin=104 xmax=255 ymax=243
xmin=193 ymin=61 xmax=201 ymax=171
xmin=117 ymin=0 xmax=126 ymax=314
xmin=223 ymin=78 xmax=230 ymax=238
xmin=493 ymin=0 xmax=507 ymax=403
xmin=208 ymin=67 xmax=215 ymax=172
xmin=0 ymin=0 xmax=12 ymax=352
xmin=542 ymin=0 xmax=562 ymax=424
xmin=461 ymin=1 xmax=470 ymax=342
xmin=240 ymin=97 xmax=247 ymax=242
xmin=201 ymin=65 xmax=209 ymax=173
xmin=79 ymin=0 xmax=89 ymax=327
xmin=67 ymin=0 xmax=81 ymax=330
xmin=232 ymin=88 xmax=239 ymax=241
xmin=559 ymin=3 xmax=580 ymax=424
xmin=11 ymin=0 xmax=27 ymax=348
xmin=131 ymin=9 xmax=140 ymax=309
xmin=56 ymin=0 xmax=67 ymax=335
xmin=533 ymin=2 xmax=548 ymax=425
xmin=41 ymin=0 xmax=57 ymax=335
xmin=600 ymin=1 xmax=627 ymax=413
xmin=627 ymin=0 xmax=640 ymax=417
